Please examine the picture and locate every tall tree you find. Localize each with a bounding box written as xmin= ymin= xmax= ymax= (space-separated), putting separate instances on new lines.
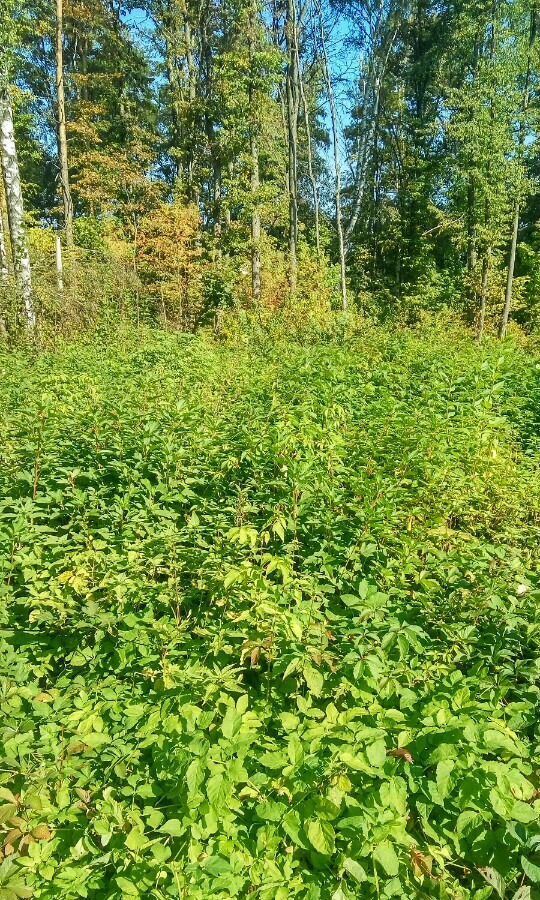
xmin=285 ymin=0 xmax=300 ymax=290
xmin=317 ymin=0 xmax=347 ymax=308
xmin=500 ymin=1 xmax=538 ymax=337
xmin=0 ymin=87 xmax=35 ymax=327
xmin=249 ymin=2 xmax=262 ymax=303
xmin=55 ymin=0 xmax=74 ymax=246
xmin=0 ymin=180 xmax=9 ymax=283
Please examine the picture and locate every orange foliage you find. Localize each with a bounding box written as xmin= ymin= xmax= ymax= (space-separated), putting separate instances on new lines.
xmin=136 ymin=202 xmax=204 ymax=329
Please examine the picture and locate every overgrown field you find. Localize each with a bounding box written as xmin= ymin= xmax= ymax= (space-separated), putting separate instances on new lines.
xmin=1 ymin=326 xmax=540 ymax=900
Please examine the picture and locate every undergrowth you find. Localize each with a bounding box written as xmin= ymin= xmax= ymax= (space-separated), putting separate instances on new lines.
xmin=0 ymin=325 xmax=540 ymax=899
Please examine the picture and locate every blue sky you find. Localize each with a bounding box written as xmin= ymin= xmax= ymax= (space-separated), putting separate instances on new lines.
xmin=122 ymin=1 xmax=360 ymax=180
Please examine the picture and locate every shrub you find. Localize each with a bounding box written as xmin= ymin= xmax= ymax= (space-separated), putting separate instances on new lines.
xmin=136 ymin=202 xmax=204 ymax=329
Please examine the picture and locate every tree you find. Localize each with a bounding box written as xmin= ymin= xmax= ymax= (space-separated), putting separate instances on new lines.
xmin=500 ymin=1 xmax=538 ymax=337
xmin=0 ymin=179 xmax=9 ymax=283
xmin=285 ymin=0 xmax=300 ymax=291
xmin=249 ymin=1 xmax=262 ymax=302
xmin=316 ymin=0 xmax=347 ymax=308
xmin=55 ymin=0 xmax=74 ymax=246
xmin=0 ymin=86 xmax=35 ymax=327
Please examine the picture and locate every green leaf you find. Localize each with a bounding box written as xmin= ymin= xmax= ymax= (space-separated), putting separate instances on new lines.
xmin=282 ymin=810 xmax=308 ymax=849
xmin=260 ymin=751 xmax=287 ymax=769
xmin=366 ymin=738 xmax=386 ymax=768
xmin=436 ymin=759 xmax=454 ymax=801
xmin=510 ymin=801 xmax=538 ymax=824
xmin=224 ymin=569 xmax=242 ymax=589
xmin=255 ymin=800 xmax=286 ymax=822
xmin=221 ymin=704 xmax=242 ymax=740
xmin=484 ymin=729 xmax=526 ymax=758
xmin=1 ymin=884 xmax=33 ymax=900
xmin=456 ymin=810 xmax=484 ymax=835
xmin=207 ymin=773 xmax=229 ymax=809
xmin=202 ymin=856 xmax=231 ymax=876
xmin=343 ymin=857 xmax=368 ymax=882
xmin=341 ymin=750 xmax=371 ymax=773
xmin=288 ymin=733 xmax=304 ymax=766
xmin=332 ymin=890 xmax=347 ymax=900
xmin=0 ymin=804 xmax=17 ymax=824
xmin=521 ymin=856 xmax=540 ymax=883
xmin=373 ymin=840 xmax=399 ymax=876
xmin=145 ymin=808 xmax=164 ymax=828
xmin=303 ymin=665 xmax=324 ymax=697
xmin=115 ymin=877 xmax=140 ymax=896
xmin=125 ymin=827 xmax=146 ymax=851
xmin=151 ymin=842 xmax=172 ymax=863
xmin=83 ymin=732 xmax=110 ymax=748
xmin=306 ymin=819 xmax=335 ymax=855
xmin=159 ymin=819 xmax=183 ymax=837
xmin=479 ymin=867 xmax=506 ymax=898
xmin=186 ymin=758 xmax=205 ymax=796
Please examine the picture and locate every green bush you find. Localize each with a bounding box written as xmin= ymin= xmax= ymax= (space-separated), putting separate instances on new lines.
xmin=0 ymin=326 xmax=539 ymax=898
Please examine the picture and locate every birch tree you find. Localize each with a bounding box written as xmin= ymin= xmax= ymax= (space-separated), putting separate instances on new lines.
xmin=317 ymin=0 xmax=347 ymax=308
xmin=285 ymin=0 xmax=300 ymax=291
xmin=248 ymin=1 xmax=262 ymax=303
xmin=0 ymin=86 xmax=35 ymax=328
xmin=0 ymin=182 xmax=9 ymax=283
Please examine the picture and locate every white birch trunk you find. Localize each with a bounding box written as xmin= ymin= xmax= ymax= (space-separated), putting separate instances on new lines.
xmin=317 ymin=4 xmax=347 ymax=310
xmin=56 ymin=233 xmax=64 ymax=295
xmin=0 ymin=91 xmax=35 ymax=328
xmin=0 ymin=193 xmax=8 ymax=282
xmin=0 ymin=184 xmax=8 ymax=334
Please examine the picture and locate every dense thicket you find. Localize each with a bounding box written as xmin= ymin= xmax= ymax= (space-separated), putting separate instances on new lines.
xmin=0 ymin=0 xmax=540 ymax=334
xmin=1 ymin=325 xmax=540 ymax=898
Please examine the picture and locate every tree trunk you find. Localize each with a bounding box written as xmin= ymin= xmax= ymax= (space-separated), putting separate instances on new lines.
xmin=499 ymin=5 xmax=537 ymax=338
xmin=184 ymin=12 xmax=198 ymax=205
xmin=0 ymin=183 xmax=9 ymax=282
xmin=56 ymin=0 xmax=74 ymax=247
xmin=296 ymin=42 xmax=320 ymax=256
xmin=499 ymin=200 xmax=520 ymax=338
xmin=164 ymin=22 xmax=184 ymax=187
xmin=251 ymin=132 xmax=261 ymax=303
xmin=0 ymin=198 xmax=7 ymax=332
xmin=56 ymin=233 xmax=64 ymax=295
xmin=249 ymin=8 xmax=261 ymax=303
xmin=0 ymin=90 xmax=35 ymax=328
xmin=213 ymin=162 xmax=222 ymax=243
xmin=467 ymin=174 xmax=476 ymax=280
xmin=80 ymin=37 xmax=89 ymax=102
xmin=318 ymin=4 xmax=347 ymax=309
xmin=224 ymin=160 xmax=233 ymax=229
xmin=477 ymin=250 xmax=490 ymax=341
xmin=0 ymin=195 xmax=8 ymax=333
xmin=285 ymin=0 xmax=299 ymax=293
xmin=343 ymin=24 xmax=397 ymax=255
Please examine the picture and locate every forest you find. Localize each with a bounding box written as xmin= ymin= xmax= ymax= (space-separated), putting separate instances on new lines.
xmin=0 ymin=0 xmax=539 ymax=333
xmin=2 ymin=1 xmax=540 ymax=900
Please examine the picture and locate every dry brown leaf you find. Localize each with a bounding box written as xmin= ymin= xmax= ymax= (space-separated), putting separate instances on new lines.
xmin=32 ymin=824 xmax=53 ymax=841
xmin=2 ymin=827 xmax=22 ymax=849
xmin=411 ymin=849 xmax=433 ymax=877
xmin=388 ymin=747 xmax=414 ymax=764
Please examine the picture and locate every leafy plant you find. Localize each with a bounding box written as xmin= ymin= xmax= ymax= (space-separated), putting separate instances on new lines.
xmin=0 ymin=324 xmax=539 ymax=898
